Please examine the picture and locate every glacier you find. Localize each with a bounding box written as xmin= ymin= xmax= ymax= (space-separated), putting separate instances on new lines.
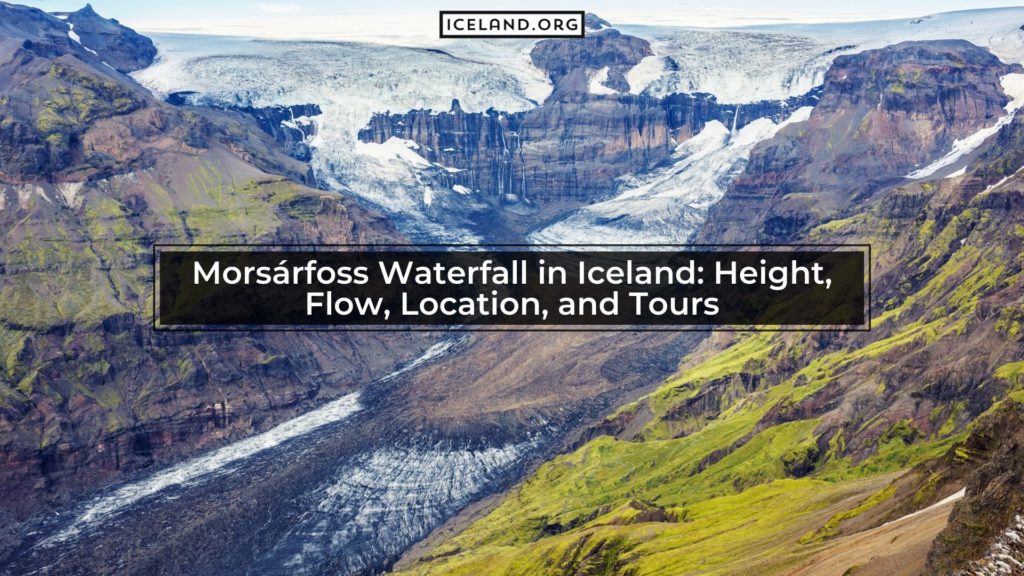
xmin=12 ymin=332 xmax=557 ymax=576
xmin=246 ymin=441 xmax=537 ymax=575
xmin=529 ymin=107 xmax=813 ymax=245
xmin=131 ymin=8 xmax=1024 ymax=247
xmin=36 ymin=339 xmax=458 ymax=547
xmin=621 ymin=7 xmax=1024 ymax=104
xmin=133 ymin=35 xmax=546 ymax=242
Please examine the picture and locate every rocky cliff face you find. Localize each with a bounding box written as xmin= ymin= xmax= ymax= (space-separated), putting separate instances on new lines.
xmin=0 ymin=3 xmax=433 ymax=529
xmin=924 ymin=403 xmax=1024 ymax=573
xmin=357 ymin=91 xmax=819 ymax=208
xmin=167 ymin=92 xmax=321 ymax=163
xmin=356 ymin=25 xmax=821 ymax=237
xmin=531 ymin=28 xmax=653 ymax=95
xmin=699 ymin=40 xmax=1020 ymax=243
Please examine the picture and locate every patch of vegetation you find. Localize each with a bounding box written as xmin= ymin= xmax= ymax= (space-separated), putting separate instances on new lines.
xmin=799 ymin=483 xmax=896 ymax=543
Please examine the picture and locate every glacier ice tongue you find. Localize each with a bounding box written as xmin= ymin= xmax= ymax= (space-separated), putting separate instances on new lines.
xmin=529 ymin=107 xmax=813 ymax=245
xmin=132 ymin=35 xmax=544 ymax=242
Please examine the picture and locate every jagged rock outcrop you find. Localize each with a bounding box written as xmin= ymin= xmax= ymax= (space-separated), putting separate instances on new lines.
xmin=925 ymin=402 xmax=1024 ymax=574
xmin=167 ymin=92 xmax=321 ymax=163
xmin=58 ymin=4 xmax=157 ymax=73
xmin=531 ymin=28 xmax=652 ymax=94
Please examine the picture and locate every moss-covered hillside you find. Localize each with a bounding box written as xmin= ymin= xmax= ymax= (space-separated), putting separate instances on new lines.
xmin=393 ymin=47 xmax=1024 ymax=576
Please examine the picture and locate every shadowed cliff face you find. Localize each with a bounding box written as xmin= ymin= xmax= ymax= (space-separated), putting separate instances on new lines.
xmin=357 ymin=91 xmax=819 ymax=211
xmin=166 ymin=92 xmax=322 ymax=164
xmin=699 ymin=40 xmax=1021 ymax=243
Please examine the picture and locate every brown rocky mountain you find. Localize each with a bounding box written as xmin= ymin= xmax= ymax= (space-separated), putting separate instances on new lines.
xmin=699 ymin=40 xmax=1021 ymax=242
xmin=56 ymin=3 xmax=157 ymax=73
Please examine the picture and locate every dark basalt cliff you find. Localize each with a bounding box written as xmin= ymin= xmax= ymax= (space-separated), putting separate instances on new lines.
xmin=167 ymin=92 xmax=322 ymax=163
xmin=358 ymin=90 xmax=819 ymax=207
xmin=357 ymin=24 xmax=822 ymax=228
xmin=698 ymin=40 xmax=1021 ymax=243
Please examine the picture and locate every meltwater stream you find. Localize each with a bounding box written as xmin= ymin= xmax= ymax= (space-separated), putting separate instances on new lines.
xmin=8 ymin=336 xmax=544 ymax=576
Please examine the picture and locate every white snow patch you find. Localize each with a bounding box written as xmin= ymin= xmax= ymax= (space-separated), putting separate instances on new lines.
xmin=588 ymin=67 xmax=617 ymax=95
xmin=16 ymin=185 xmax=50 ymax=207
xmin=67 ymin=22 xmax=100 ymax=56
xmin=945 ymin=167 xmax=967 ymax=179
xmin=625 ymin=54 xmax=666 ymax=95
xmin=452 ymin=184 xmax=472 ymax=194
xmin=883 ymin=488 xmax=965 ymax=527
xmin=56 ymin=182 xmax=85 ymax=208
xmin=907 ymin=74 xmax=1024 ymax=180
xmin=280 ymin=115 xmax=314 ymax=129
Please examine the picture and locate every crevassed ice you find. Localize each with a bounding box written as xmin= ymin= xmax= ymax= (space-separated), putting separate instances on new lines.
xmin=621 ymin=28 xmax=832 ymax=103
xmin=621 ymin=7 xmax=1024 ymax=103
xmin=251 ymin=441 xmax=535 ymax=575
xmin=132 ymin=35 xmax=544 ymax=242
xmin=529 ymin=106 xmax=813 ymax=245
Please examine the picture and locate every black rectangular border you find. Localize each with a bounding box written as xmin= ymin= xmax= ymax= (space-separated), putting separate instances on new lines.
xmin=152 ymin=243 xmax=871 ymax=333
xmin=438 ymin=10 xmax=587 ymax=39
